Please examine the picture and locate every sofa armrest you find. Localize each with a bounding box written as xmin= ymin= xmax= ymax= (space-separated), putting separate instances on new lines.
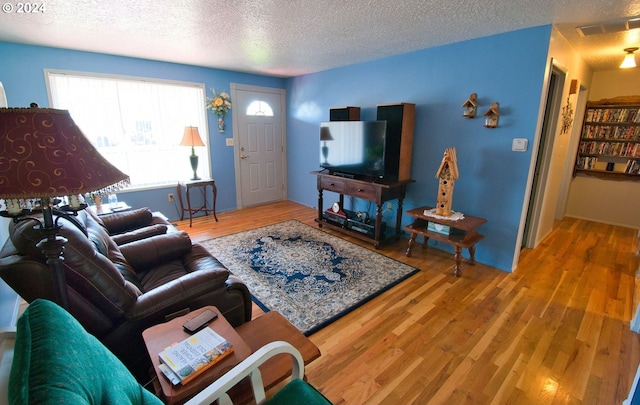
xmin=111 ymin=224 xmax=168 ymax=245
xmin=100 ymin=208 xmax=154 ymax=234
xmin=226 ymin=275 xmax=253 ymax=324
xmin=124 ymin=267 xmax=231 ymax=320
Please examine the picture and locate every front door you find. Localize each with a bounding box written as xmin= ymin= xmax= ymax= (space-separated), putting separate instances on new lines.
xmin=231 ymin=84 xmax=286 ymax=208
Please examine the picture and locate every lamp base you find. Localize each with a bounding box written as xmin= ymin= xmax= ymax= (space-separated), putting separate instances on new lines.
xmin=189 ymin=153 xmax=200 ymax=181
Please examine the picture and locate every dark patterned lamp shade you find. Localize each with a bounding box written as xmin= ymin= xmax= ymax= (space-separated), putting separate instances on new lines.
xmin=0 ymin=108 xmax=130 ymax=210
xmin=0 ymin=107 xmax=130 ymax=309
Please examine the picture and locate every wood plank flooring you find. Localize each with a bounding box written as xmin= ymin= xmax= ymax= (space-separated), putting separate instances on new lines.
xmin=176 ymin=201 xmax=640 ymax=405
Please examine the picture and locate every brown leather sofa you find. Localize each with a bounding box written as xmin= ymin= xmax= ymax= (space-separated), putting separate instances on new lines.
xmin=0 ymin=207 xmax=252 ymax=380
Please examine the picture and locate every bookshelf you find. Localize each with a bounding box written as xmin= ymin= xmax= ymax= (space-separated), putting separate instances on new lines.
xmin=574 ymin=96 xmax=640 ymax=181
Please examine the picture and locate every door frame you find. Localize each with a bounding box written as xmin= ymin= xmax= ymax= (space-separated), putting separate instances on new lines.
xmin=513 ymin=59 xmax=566 ymax=269
xmin=230 ymin=83 xmax=287 ymax=209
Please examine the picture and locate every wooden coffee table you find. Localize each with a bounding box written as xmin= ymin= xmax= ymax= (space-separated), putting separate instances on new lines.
xmin=143 ymin=307 xmax=321 ymax=405
xmin=405 ymin=206 xmax=487 ymax=277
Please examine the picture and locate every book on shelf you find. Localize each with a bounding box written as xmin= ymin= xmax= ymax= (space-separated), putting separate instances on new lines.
xmin=625 ymin=160 xmax=640 ymax=175
xmin=158 ymin=327 xmax=234 ymax=385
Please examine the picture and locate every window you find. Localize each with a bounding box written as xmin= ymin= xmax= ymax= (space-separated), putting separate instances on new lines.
xmin=46 ymin=70 xmax=209 ymax=189
xmin=246 ymin=100 xmax=274 ymax=116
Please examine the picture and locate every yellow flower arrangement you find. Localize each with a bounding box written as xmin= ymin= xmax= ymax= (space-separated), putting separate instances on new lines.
xmin=206 ymin=89 xmax=232 ymax=116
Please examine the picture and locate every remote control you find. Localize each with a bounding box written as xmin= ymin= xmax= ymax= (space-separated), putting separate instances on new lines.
xmin=182 ymin=309 xmax=218 ymax=334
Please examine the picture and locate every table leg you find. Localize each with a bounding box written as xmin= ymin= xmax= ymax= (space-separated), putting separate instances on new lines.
xmin=374 ymin=203 xmax=383 ymax=247
xmin=468 ymin=245 xmax=476 ymax=265
xmin=421 ymin=236 xmax=429 ymax=250
xmin=176 ymin=184 xmax=185 ymax=221
xmin=406 ymin=232 xmax=417 ymax=257
xmin=186 ymin=186 xmax=193 ymax=227
xmin=202 ymin=186 xmax=209 ymax=218
xmin=317 ymin=189 xmax=323 ymax=227
xmin=453 ymin=246 xmax=462 ymax=277
xmin=212 ymin=182 xmax=218 ymax=222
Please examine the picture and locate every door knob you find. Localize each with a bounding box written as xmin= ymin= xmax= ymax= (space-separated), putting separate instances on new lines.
xmin=240 ymin=154 xmax=248 ymax=159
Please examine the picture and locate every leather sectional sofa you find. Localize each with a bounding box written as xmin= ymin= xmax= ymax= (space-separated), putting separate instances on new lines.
xmin=0 ymin=207 xmax=252 ymax=380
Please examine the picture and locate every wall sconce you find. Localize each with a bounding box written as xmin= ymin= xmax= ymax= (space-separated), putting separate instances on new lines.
xmin=620 ymin=47 xmax=638 ymax=69
xmin=461 ymin=93 xmax=478 ymax=118
xmin=483 ymin=102 xmax=500 ymax=128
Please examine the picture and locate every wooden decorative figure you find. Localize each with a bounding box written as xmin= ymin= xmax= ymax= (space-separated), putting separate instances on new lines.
xmin=435 ymin=147 xmax=459 ymax=217
xmin=483 ymin=102 xmax=500 ymax=128
xmin=461 ymin=93 xmax=478 ymax=118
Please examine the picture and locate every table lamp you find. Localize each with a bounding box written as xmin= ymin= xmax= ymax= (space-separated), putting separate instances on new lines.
xmin=0 ymin=107 xmax=130 ymax=308
xmin=180 ymin=126 xmax=206 ymax=180
xmin=320 ymin=126 xmax=334 ymax=165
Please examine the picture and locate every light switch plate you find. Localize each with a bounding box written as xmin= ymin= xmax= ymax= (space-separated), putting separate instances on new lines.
xmin=512 ymin=138 xmax=528 ymax=152
xmin=225 ymin=138 xmax=234 ymax=146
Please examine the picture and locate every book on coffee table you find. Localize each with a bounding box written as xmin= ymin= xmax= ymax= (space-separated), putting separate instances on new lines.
xmin=158 ymin=327 xmax=234 ymax=385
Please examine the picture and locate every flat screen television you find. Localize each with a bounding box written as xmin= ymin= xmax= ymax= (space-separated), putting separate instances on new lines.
xmin=319 ymin=121 xmax=387 ymax=179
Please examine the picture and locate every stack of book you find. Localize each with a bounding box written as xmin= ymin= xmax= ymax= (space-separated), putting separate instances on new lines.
xmin=158 ymin=327 xmax=234 ymax=385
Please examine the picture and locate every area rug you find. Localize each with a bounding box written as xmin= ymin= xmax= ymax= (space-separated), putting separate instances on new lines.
xmin=200 ymin=220 xmax=419 ymax=335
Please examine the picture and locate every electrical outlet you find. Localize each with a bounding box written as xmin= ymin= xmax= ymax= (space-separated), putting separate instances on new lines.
xmin=386 ymin=202 xmax=393 ymax=211
xmin=168 ymin=193 xmax=174 ymax=202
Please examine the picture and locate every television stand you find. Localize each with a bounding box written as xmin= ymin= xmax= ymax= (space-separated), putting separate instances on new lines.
xmin=312 ymin=171 xmax=414 ymax=248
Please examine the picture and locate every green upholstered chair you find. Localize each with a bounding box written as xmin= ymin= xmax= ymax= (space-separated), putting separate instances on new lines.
xmin=8 ymin=299 xmax=330 ymax=405
xmin=9 ymin=299 xmax=162 ymax=405
xmin=185 ymin=340 xmax=332 ymax=405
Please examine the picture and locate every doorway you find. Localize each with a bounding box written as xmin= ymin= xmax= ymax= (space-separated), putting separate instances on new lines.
xmin=230 ymin=84 xmax=287 ymax=208
xmin=522 ymin=63 xmax=566 ymax=248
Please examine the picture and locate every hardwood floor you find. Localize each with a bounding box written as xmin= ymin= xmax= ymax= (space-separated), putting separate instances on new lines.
xmin=176 ymin=201 xmax=640 ymax=405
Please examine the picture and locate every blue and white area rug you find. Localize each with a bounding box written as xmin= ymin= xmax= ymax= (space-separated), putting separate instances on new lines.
xmin=201 ymin=220 xmax=419 ymax=335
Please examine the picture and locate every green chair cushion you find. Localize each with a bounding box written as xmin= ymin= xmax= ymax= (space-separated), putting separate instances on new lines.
xmin=265 ymin=378 xmax=332 ymax=405
xmin=9 ymin=299 xmax=163 ymax=405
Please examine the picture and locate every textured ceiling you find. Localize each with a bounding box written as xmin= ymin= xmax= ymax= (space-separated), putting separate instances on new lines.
xmin=0 ymin=0 xmax=639 ymax=77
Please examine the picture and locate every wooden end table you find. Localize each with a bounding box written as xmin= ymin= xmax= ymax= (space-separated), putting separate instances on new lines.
xmin=405 ymin=206 xmax=487 ymax=277
xmin=88 ymin=202 xmax=132 ymax=216
xmin=176 ymin=179 xmax=218 ymax=227
xmin=142 ymin=306 xmax=251 ymax=405
xmin=143 ymin=308 xmax=321 ymax=405
xmin=230 ymin=311 xmax=321 ymax=401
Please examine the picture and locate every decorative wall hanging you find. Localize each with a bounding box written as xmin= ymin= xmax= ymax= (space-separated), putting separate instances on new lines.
xmin=434 ymin=147 xmax=459 ymax=217
xmin=206 ymin=89 xmax=232 ymax=132
xmin=560 ymin=79 xmax=578 ymax=135
xmin=483 ymin=102 xmax=500 ymax=128
xmin=461 ymin=93 xmax=478 ymax=118
xmin=560 ymin=97 xmax=574 ymax=135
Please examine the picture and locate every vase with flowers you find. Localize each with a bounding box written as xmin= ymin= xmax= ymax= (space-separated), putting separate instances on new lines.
xmin=206 ymin=89 xmax=232 ymax=132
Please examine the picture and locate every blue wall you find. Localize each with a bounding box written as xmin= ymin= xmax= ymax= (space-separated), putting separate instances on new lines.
xmin=1 ymin=25 xmax=551 ymax=271
xmin=285 ymin=25 xmax=552 ymax=271
xmin=0 ymin=41 xmax=285 ymax=217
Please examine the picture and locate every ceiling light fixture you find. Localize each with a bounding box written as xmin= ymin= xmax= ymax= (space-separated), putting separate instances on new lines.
xmin=620 ymin=47 xmax=638 ymax=69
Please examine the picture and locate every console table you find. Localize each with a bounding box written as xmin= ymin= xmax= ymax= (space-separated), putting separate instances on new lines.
xmin=313 ymin=171 xmax=414 ymax=248
xmin=405 ymin=206 xmax=487 ymax=277
xmin=177 ymin=179 xmax=218 ymax=227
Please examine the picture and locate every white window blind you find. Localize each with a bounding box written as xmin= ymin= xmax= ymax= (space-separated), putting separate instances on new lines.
xmin=46 ymin=71 xmax=209 ymax=189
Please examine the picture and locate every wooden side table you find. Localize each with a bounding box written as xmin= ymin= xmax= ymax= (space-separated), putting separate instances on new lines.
xmin=176 ymin=179 xmax=218 ymax=227
xmin=88 ymin=202 xmax=132 ymax=216
xmin=142 ymin=306 xmax=251 ymax=405
xmin=230 ymin=311 xmax=321 ymax=402
xmin=143 ymin=308 xmax=322 ymax=405
xmin=405 ymin=206 xmax=487 ymax=277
